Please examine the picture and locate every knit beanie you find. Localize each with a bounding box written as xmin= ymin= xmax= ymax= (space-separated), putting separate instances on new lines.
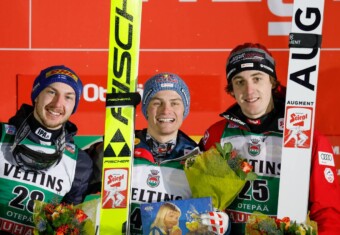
xmin=142 ymin=72 xmax=190 ymax=119
xmin=226 ymin=43 xmax=277 ymax=84
xmin=31 ymin=65 xmax=83 ymax=114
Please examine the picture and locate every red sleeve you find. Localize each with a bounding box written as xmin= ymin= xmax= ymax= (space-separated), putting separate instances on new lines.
xmin=309 ymin=130 xmax=340 ymax=235
xmin=198 ymin=119 xmax=227 ymax=151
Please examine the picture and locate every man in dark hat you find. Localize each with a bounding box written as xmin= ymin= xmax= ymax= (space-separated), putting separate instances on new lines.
xmin=0 ymin=65 xmax=92 ymax=234
xmin=199 ymin=42 xmax=340 ymax=235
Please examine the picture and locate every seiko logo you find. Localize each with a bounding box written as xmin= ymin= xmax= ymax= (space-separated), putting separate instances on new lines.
xmin=35 ymin=128 xmax=52 ymax=140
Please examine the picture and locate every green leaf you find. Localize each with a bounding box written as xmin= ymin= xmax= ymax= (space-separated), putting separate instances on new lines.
xmin=223 ymin=142 xmax=233 ymax=153
xmin=215 ymin=142 xmax=224 ymax=156
xmin=236 ymin=169 xmax=246 ymax=180
xmin=215 ymin=142 xmax=234 ymax=160
xmin=245 ymin=172 xmax=258 ymax=181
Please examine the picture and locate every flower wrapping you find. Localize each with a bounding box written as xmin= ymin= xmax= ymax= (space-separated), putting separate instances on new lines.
xmin=33 ymin=198 xmax=99 ymax=235
xmin=184 ymin=143 xmax=257 ymax=211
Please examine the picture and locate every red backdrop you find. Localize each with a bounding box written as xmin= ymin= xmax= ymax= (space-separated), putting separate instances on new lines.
xmin=1 ymin=0 xmax=339 ymax=179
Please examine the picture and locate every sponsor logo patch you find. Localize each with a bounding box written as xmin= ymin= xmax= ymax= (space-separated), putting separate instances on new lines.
xmin=202 ymin=130 xmax=210 ymax=146
xmin=4 ymin=124 xmax=16 ymax=135
xmin=65 ymin=143 xmax=75 ymax=154
xmin=240 ymin=62 xmax=254 ymax=68
xmin=248 ymin=138 xmax=261 ymax=157
xmin=278 ymin=118 xmax=284 ymax=131
xmin=35 ymin=127 xmax=52 ymax=140
xmin=283 ymin=107 xmax=312 ymax=148
xmin=318 ymin=151 xmax=335 ymax=166
xmin=324 ymin=168 xmax=335 ymax=183
xmin=46 ymin=69 xmax=79 ymax=82
xmin=147 ymin=169 xmax=160 ymax=188
xmin=102 ymin=168 xmax=128 ymax=208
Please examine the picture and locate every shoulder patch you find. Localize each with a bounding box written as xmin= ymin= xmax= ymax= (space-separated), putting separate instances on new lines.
xmin=202 ymin=130 xmax=210 ymax=146
xmin=4 ymin=124 xmax=16 ymax=135
xmin=324 ymin=168 xmax=335 ymax=183
xmin=318 ymin=151 xmax=335 ymax=167
xmin=65 ymin=143 xmax=76 ymax=154
xmin=278 ymin=118 xmax=284 ymax=131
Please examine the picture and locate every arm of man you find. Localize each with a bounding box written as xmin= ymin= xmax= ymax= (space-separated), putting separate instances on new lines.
xmin=199 ymin=120 xmax=227 ymax=151
xmin=309 ymin=130 xmax=340 ymax=235
xmin=62 ymin=148 xmax=93 ymax=205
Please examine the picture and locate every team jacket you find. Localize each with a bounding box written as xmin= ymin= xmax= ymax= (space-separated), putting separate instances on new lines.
xmin=129 ymin=129 xmax=198 ymax=235
xmin=0 ymin=104 xmax=92 ymax=235
xmin=199 ymin=101 xmax=340 ymax=235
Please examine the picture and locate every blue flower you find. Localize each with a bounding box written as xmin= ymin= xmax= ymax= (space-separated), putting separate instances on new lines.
xmin=36 ymin=218 xmax=47 ymax=232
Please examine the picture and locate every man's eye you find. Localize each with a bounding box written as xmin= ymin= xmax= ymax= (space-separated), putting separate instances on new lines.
xmin=152 ymin=102 xmax=161 ymax=106
xmin=66 ymin=96 xmax=75 ymax=101
xmin=235 ymin=80 xmax=243 ymax=86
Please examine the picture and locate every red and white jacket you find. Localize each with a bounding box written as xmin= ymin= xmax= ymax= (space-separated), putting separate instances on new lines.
xmin=199 ymin=101 xmax=340 ymax=235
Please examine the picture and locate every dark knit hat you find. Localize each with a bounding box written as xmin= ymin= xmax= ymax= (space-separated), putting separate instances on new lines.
xmin=226 ymin=43 xmax=277 ymax=84
xmin=31 ymin=65 xmax=83 ymax=114
xmin=142 ymin=72 xmax=190 ymax=119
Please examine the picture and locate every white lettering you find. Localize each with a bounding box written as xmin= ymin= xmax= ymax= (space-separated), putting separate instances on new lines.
xmin=236 ymin=203 xmax=269 ymax=212
xmin=83 ymin=83 xmax=144 ymax=102
xmin=6 ymin=211 xmax=33 ymax=223
xmin=267 ymin=0 xmax=293 ymax=36
xmin=82 ymin=83 xmax=106 ymax=102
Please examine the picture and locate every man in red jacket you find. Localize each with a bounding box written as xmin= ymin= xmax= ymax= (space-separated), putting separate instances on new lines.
xmin=199 ymin=42 xmax=340 ymax=234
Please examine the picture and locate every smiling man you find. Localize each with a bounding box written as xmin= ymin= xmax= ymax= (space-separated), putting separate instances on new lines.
xmin=0 ymin=65 xmax=92 ymax=235
xmin=131 ymin=73 xmax=231 ymax=234
xmin=199 ymin=43 xmax=340 ymax=234
xmin=86 ymin=72 xmax=230 ymax=234
xmin=130 ymin=73 xmax=198 ymax=234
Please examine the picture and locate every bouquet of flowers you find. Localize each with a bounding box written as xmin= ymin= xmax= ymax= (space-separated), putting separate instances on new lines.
xmin=184 ymin=142 xmax=257 ymax=210
xmin=245 ymin=211 xmax=318 ymax=235
xmin=33 ymin=198 xmax=99 ymax=235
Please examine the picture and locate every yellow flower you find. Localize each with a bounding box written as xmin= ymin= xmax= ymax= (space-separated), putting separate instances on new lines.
xmin=297 ymin=225 xmax=306 ymax=235
xmin=51 ymin=212 xmax=60 ymax=220
xmin=186 ymin=221 xmax=199 ymax=232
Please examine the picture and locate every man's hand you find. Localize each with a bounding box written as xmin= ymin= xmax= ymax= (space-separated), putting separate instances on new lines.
xmin=200 ymin=211 xmax=229 ymax=235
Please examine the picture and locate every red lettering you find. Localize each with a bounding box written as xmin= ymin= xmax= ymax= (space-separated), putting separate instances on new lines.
xmin=1 ymin=220 xmax=13 ymax=232
xmin=227 ymin=210 xmax=251 ymax=223
xmin=0 ymin=218 xmax=34 ymax=235
xmin=290 ymin=113 xmax=307 ymax=123
xmin=108 ymin=174 xmax=124 ymax=184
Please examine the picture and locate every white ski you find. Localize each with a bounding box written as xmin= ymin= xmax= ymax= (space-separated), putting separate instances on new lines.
xmin=277 ymin=0 xmax=325 ymax=223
